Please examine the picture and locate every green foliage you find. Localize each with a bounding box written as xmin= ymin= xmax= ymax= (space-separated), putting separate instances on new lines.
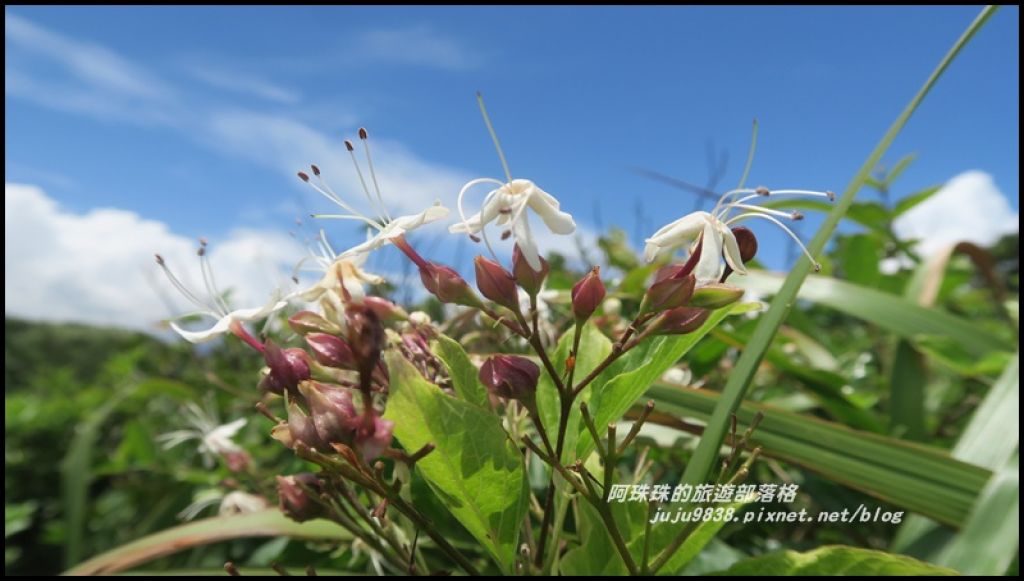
xmin=712 ymin=546 xmax=957 ymax=575
xmin=383 ymin=353 xmax=528 ymax=572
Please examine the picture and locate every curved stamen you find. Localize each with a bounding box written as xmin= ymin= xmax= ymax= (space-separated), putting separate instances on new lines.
xmin=475 ymin=188 xmax=503 ymax=266
xmin=344 ymin=141 xmax=387 ymax=224
xmin=156 ymin=257 xmax=208 ymax=311
xmin=477 ymin=92 xmax=513 ymax=183
xmin=720 ymin=189 xmax=833 ymax=222
xmin=456 ymin=177 xmax=506 ymax=234
xmin=726 ymin=212 xmax=821 ymax=271
xmin=720 ymin=203 xmax=800 ymax=221
xmin=359 ymin=130 xmax=392 ymax=222
xmin=710 ymin=188 xmax=758 ymax=217
xmin=198 ymin=246 xmax=230 ymax=316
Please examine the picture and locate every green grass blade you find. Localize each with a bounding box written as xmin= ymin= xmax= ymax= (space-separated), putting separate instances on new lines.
xmin=677 ymin=5 xmax=1000 ymax=507
xmin=737 ymin=271 xmax=1012 ymax=357
xmin=647 ymin=384 xmax=991 ymax=527
xmin=64 ymin=509 xmax=351 ymax=576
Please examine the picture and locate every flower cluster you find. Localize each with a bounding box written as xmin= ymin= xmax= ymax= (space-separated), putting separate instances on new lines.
xmin=154 ymin=117 xmax=831 ymax=575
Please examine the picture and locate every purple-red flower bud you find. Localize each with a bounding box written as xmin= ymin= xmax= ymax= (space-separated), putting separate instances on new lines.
xmin=277 ymin=473 xmax=324 ymax=523
xmin=474 ymin=255 xmax=520 ymax=311
xmin=362 ymin=296 xmax=408 ymax=321
xmin=298 ymin=381 xmax=359 ymax=445
xmin=262 ymin=341 xmax=311 ymax=395
xmin=479 ymin=355 xmax=540 ymax=402
xmin=571 ymin=267 xmax=606 ymax=322
xmin=419 ymin=262 xmax=484 ymax=308
xmin=305 ymin=333 xmax=356 ymax=370
xmin=272 ymin=398 xmax=327 ymax=451
xmin=512 ymin=244 xmax=549 ymax=296
xmin=640 ymin=271 xmax=696 ymax=315
xmin=650 ymin=307 xmax=710 ymax=336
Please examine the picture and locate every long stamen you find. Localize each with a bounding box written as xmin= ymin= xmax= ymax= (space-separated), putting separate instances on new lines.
xmin=476 ymin=92 xmax=513 ymax=183
xmin=722 ymin=203 xmax=803 ymax=221
xmin=456 ymin=177 xmax=506 ymax=234
xmin=726 ymin=212 xmax=821 ymax=271
xmin=343 ymin=139 xmax=387 ymax=223
xmin=720 ymin=189 xmax=834 ymax=222
xmin=711 ymin=188 xmax=758 ymax=217
xmin=476 ymin=188 xmax=503 ymax=265
xmin=198 ymin=242 xmax=230 ymax=315
xmin=155 ymin=255 xmax=211 ymax=312
xmin=358 ymin=128 xmax=392 ymax=222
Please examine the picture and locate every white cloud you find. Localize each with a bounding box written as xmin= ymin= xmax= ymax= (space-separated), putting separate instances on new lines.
xmin=5 ymin=183 xmax=305 ymax=333
xmin=893 ymin=170 xmax=1018 ymax=257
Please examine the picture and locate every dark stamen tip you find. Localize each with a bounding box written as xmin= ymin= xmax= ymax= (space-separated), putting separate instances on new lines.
xmin=297 ymin=171 xmax=310 ymax=182
xmin=469 ymin=234 xmax=482 ymax=243
xmin=310 ymin=164 xmax=320 ymax=176
xmin=791 ymin=211 xmax=804 ymax=221
xmin=154 ymin=254 xmax=165 ymax=265
xmin=344 ymin=140 xmax=355 ymax=152
xmin=755 ymin=186 xmax=770 ymax=196
xmin=813 ymin=263 xmax=822 ymax=272
xmin=358 ymin=127 xmax=368 ymax=140
xmin=500 ymin=230 xmax=512 ymax=240
xmin=826 ymin=191 xmax=836 ymax=202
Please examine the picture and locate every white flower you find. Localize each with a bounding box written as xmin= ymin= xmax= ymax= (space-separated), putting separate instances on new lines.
xmin=156 ymin=242 xmax=287 ymax=344
xmin=292 ymin=229 xmax=384 ymax=307
xmin=644 ymin=187 xmax=833 ymax=284
xmin=450 ymin=178 xmax=575 ymax=271
xmin=159 ymin=403 xmax=248 ymax=468
xmin=299 ymin=128 xmax=449 ymax=260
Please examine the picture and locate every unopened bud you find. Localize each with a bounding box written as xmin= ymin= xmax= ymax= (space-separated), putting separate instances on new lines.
xmin=289 ymin=310 xmax=343 ymax=336
xmin=277 ymin=473 xmax=324 ymax=523
xmin=298 ymin=381 xmax=358 ymax=445
xmin=571 ymin=267 xmax=606 ymax=322
xmin=479 ymin=355 xmax=540 ymax=402
xmin=474 ymin=255 xmax=519 ymax=311
xmin=362 ymin=296 xmax=408 ymax=321
xmin=512 ymin=244 xmax=549 ymax=296
xmin=305 ymin=333 xmax=356 ymax=370
xmin=273 ymin=398 xmax=326 ymax=451
xmin=419 ymin=262 xmax=484 ymax=308
xmin=640 ymin=272 xmax=696 ymax=315
xmin=262 ymin=341 xmax=311 ymax=395
xmin=650 ymin=307 xmax=710 ymax=336
xmin=689 ymin=283 xmax=745 ymax=309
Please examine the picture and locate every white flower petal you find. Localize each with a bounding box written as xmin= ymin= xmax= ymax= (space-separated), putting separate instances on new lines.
xmin=694 ymin=218 xmax=723 ymax=284
xmin=528 ymin=187 xmax=576 ymax=235
xmin=719 ymin=224 xmax=747 ymax=275
xmin=643 ymin=212 xmax=708 ymax=263
xmin=512 ymin=213 xmax=542 ymax=271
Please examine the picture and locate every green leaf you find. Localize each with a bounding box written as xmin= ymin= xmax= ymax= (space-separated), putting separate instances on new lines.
xmin=580 ymin=304 xmax=746 ymax=458
xmin=737 ymin=270 xmax=1012 ymax=357
xmin=383 ymin=352 xmax=527 ymax=571
xmin=893 ymin=185 xmax=941 ymax=217
xmin=431 ymin=333 xmax=490 ymax=409
xmin=938 ymin=451 xmax=1019 ymax=575
xmin=835 ymin=234 xmax=882 ymax=287
xmin=889 ymin=340 xmax=927 ymax=441
xmin=710 ymin=546 xmax=957 ymax=575
xmin=64 ymin=509 xmax=350 ymax=575
xmin=648 ymin=384 xmax=990 ymax=527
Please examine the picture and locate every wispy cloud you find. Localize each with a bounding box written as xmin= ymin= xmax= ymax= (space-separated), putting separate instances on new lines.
xmin=5 ymin=12 xmax=179 ymax=124
xmin=185 ymin=64 xmax=302 ymax=104
xmin=353 ymin=24 xmax=482 ymax=71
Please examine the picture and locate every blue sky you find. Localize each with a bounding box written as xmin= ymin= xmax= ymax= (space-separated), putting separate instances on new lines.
xmin=5 ymin=6 xmax=1020 ymax=328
